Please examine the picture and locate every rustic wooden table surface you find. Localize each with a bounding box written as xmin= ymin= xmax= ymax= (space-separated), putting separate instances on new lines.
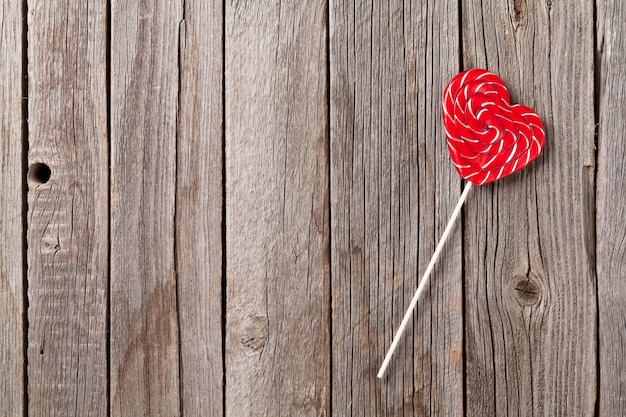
xmin=1 ymin=1 xmax=624 ymax=416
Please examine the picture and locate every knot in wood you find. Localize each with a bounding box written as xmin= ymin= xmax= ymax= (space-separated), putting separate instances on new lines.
xmin=238 ymin=315 xmax=268 ymax=352
xmin=41 ymin=237 xmax=62 ymax=254
xmin=511 ymin=274 xmax=541 ymax=306
xmin=513 ymin=0 xmax=527 ymax=26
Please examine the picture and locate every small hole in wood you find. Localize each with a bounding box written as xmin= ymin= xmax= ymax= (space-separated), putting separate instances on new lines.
xmin=39 ymin=349 xmax=44 ymax=355
xmin=29 ymin=163 xmax=52 ymax=184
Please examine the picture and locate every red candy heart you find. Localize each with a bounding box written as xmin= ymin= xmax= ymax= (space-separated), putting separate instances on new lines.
xmin=442 ymin=69 xmax=545 ymax=185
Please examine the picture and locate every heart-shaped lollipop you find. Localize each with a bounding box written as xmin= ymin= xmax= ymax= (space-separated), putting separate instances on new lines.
xmin=378 ymin=69 xmax=546 ymax=379
xmin=442 ymin=69 xmax=545 ymax=185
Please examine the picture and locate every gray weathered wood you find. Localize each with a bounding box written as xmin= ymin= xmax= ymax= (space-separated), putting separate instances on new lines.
xmin=225 ymin=0 xmax=330 ymax=415
xmin=0 ymin=1 xmax=24 ymax=416
xmin=330 ymin=1 xmax=463 ymax=414
xmin=26 ymin=1 xmax=108 ymax=415
xmin=597 ymin=1 xmax=626 ymax=414
xmin=110 ymin=0 xmax=182 ymax=415
xmin=176 ymin=0 xmax=224 ymax=415
xmin=462 ymin=1 xmax=596 ymax=415
xmin=13 ymin=2 xmax=626 ymax=414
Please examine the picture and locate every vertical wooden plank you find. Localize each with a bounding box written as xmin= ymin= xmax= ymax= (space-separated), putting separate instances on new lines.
xmin=597 ymin=1 xmax=626 ymax=414
xmin=110 ymin=0 xmax=182 ymax=415
xmin=27 ymin=1 xmax=108 ymax=415
xmin=462 ymin=1 xmax=596 ymax=415
xmin=177 ymin=0 xmax=224 ymax=415
xmin=225 ymin=1 xmax=330 ymax=415
xmin=330 ymin=0 xmax=462 ymax=414
xmin=0 ymin=1 xmax=24 ymax=416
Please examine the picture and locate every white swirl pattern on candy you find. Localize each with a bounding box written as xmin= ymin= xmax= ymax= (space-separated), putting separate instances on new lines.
xmin=442 ymin=69 xmax=545 ymax=185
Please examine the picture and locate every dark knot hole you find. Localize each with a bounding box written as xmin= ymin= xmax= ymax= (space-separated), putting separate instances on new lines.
xmin=29 ymin=163 xmax=51 ymax=184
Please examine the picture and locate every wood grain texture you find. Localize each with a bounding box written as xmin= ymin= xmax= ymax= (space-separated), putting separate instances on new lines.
xmin=0 ymin=1 xmax=24 ymax=416
xmin=176 ymin=0 xmax=224 ymax=415
xmin=225 ymin=0 xmax=330 ymax=415
xmin=110 ymin=0 xmax=182 ymax=415
xmin=26 ymin=1 xmax=108 ymax=416
xmin=597 ymin=1 xmax=626 ymax=414
xmin=330 ymin=1 xmax=462 ymax=414
xmin=462 ymin=1 xmax=596 ymax=415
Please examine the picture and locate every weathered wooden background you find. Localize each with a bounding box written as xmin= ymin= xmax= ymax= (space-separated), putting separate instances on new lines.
xmin=1 ymin=0 xmax=624 ymax=416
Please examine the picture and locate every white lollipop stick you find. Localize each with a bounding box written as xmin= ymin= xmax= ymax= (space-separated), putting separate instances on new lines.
xmin=377 ymin=181 xmax=473 ymax=379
